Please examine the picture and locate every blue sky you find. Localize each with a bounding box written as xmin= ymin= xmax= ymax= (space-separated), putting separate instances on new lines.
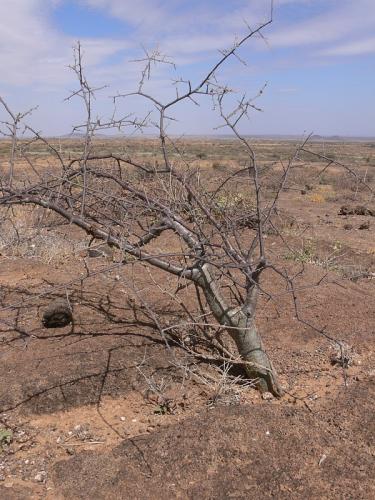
xmin=0 ymin=0 xmax=374 ymax=136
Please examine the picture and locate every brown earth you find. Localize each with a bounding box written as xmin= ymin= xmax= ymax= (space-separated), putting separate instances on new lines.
xmin=51 ymin=377 xmax=375 ymax=500
xmin=0 ymin=139 xmax=374 ymax=498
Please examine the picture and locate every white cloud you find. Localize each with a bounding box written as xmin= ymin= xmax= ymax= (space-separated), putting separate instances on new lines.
xmin=0 ymin=1 xmax=62 ymax=84
xmin=82 ymin=0 xmax=167 ymax=29
xmin=1 ymin=0 xmax=373 ymax=90
xmin=80 ymin=0 xmax=270 ymax=56
xmin=318 ymin=37 xmax=375 ymax=56
xmin=82 ymin=0 xmax=375 ymax=65
xmin=269 ymin=0 xmax=375 ymax=49
xmin=0 ymin=0 xmax=132 ymax=87
xmin=0 ymin=0 xmax=374 ymax=136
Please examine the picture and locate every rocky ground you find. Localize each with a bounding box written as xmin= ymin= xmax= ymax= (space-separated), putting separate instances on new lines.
xmin=0 ymin=140 xmax=374 ymax=499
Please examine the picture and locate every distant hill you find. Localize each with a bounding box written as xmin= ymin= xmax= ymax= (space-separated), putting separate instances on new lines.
xmin=42 ymin=133 xmax=375 ymax=143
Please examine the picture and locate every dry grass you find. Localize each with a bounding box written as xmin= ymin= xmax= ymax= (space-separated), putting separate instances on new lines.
xmin=202 ymin=363 xmax=257 ymax=407
xmin=0 ymin=206 xmax=87 ymax=264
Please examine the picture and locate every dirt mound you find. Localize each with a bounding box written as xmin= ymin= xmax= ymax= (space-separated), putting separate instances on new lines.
xmin=52 ymin=377 xmax=375 ymax=499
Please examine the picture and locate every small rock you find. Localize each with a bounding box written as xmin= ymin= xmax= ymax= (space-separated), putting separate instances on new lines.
xmin=87 ymin=244 xmax=113 ymax=258
xmin=318 ymin=454 xmax=327 ymax=466
xmin=262 ymin=392 xmax=274 ymax=401
xmin=34 ymin=471 xmax=46 ymax=483
xmin=339 ymin=206 xmax=350 ymax=215
xmin=120 ymin=417 xmax=126 ymax=422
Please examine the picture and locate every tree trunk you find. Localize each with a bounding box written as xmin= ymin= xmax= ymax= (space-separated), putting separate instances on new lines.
xmin=198 ymin=263 xmax=282 ymax=397
xmin=226 ymin=314 xmax=282 ymax=396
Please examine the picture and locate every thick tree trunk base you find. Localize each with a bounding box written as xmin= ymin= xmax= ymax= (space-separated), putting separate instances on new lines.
xmin=228 ymin=320 xmax=283 ymax=397
xmin=244 ymin=361 xmax=283 ymax=397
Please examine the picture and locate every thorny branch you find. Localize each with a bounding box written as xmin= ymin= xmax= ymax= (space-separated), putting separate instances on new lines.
xmin=0 ymin=0 xmax=368 ymax=399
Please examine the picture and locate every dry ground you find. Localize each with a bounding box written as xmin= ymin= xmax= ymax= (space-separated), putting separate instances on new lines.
xmin=0 ymin=138 xmax=374 ymax=499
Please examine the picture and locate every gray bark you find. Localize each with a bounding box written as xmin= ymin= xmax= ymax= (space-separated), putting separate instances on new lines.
xmin=198 ymin=263 xmax=282 ymax=397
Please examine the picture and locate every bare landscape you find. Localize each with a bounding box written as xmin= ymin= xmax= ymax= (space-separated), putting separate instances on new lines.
xmin=0 ymin=135 xmax=374 ymax=498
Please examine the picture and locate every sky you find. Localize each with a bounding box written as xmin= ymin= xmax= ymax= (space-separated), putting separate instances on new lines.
xmin=0 ymin=0 xmax=374 ymax=137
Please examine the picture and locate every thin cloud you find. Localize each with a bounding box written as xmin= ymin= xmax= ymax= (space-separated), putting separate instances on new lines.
xmin=269 ymin=0 xmax=375 ymax=49
xmin=1 ymin=0 xmax=373 ymax=136
xmin=0 ymin=0 xmax=133 ymax=87
xmin=318 ymin=37 xmax=375 ymax=56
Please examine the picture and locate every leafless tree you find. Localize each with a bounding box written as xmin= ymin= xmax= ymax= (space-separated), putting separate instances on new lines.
xmin=0 ymin=2 xmax=372 ymax=397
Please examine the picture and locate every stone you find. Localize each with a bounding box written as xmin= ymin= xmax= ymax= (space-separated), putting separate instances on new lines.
xmin=87 ymin=244 xmax=113 ymax=258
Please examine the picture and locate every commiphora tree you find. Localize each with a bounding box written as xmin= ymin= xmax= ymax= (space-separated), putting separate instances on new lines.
xmin=1 ymin=4 xmax=370 ymax=397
